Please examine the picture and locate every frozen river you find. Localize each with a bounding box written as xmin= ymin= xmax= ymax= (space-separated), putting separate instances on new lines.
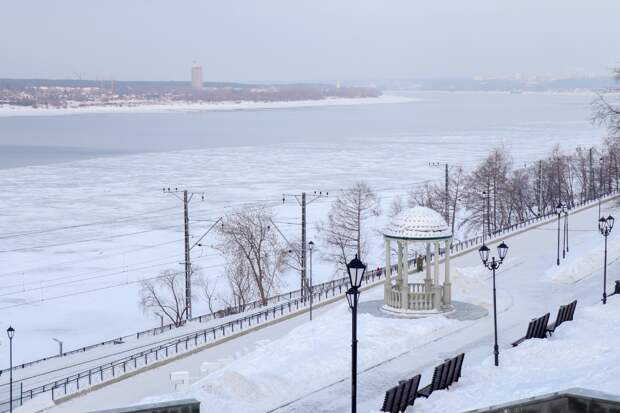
xmin=0 ymin=91 xmax=606 ymax=364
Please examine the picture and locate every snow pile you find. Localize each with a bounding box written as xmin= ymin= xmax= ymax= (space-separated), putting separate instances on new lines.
xmin=450 ymin=265 xmax=492 ymax=307
xmin=544 ymin=233 xmax=618 ymax=284
xmin=13 ymin=394 xmax=53 ymax=413
xmin=403 ymin=298 xmax=620 ymax=412
xmin=141 ymin=301 xmax=457 ymax=412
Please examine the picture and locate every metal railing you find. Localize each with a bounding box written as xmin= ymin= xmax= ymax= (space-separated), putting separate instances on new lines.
xmin=0 ymin=270 xmax=386 ymax=411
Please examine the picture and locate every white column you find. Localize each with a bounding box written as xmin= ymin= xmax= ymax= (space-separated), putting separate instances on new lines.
xmin=424 ymin=242 xmax=432 ymax=292
xmin=443 ymin=238 xmax=452 ymax=306
xmin=433 ymin=241 xmax=440 ymax=286
xmin=401 ymin=241 xmax=409 ymax=309
xmin=433 ymin=241 xmax=441 ymax=310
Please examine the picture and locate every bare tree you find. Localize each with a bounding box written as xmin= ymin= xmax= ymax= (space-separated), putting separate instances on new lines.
xmin=389 ymin=195 xmax=404 ymax=218
xmin=217 ymin=205 xmax=286 ymax=306
xmin=220 ymin=252 xmax=253 ymax=311
xmin=592 ymin=66 xmax=620 ymax=139
xmin=317 ymin=181 xmax=380 ymax=270
xmin=460 ymin=148 xmax=512 ymax=235
xmin=197 ymin=275 xmax=218 ymax=317
xmin=140 ymin=270 xmax=196 ymax=327
xmin=448 ymin=166 xmax=465 ymax=236
xmin=407 ymin=182 xmax=444 ymax=212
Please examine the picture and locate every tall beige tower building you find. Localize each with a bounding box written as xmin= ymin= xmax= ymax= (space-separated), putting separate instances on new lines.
xmin=191 ymin=64 xmax=203 ymax=90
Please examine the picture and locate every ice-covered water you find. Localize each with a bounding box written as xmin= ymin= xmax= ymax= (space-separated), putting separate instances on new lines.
xmin=0 ymin=91 xmax=606 ymax=363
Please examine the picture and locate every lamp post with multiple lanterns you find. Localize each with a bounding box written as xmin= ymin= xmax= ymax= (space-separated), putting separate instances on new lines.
xmin=555 ymin=203 xmax=566 ymax=265
xmin=7 ymin=326 xmax=15 ymax=413
xmin=345 ymin=255 xmax=366 ymax=413
xmin=478 ymin=242 xmax=509 ymax=367
xmin=599 ymin=215 xmax=615 ymax=304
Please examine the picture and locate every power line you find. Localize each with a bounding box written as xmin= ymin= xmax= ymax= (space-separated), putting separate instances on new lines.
xmin=0 ymin=225 xmax=182 ymax=254
xmin=0 ymin=238 xmax=184 ymax=279
xmin=0 ymin=206 xmax=181 ymax=240
xmin=0 ymin=257 xmax=225 ymax=310
xmin=0 ymin=250 xmax=221 ymax=293
xmin=282 ymin=191 xmax=329 ymax=299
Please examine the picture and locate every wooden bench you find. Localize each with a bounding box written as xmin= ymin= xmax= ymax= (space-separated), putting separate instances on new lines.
xmin=512 ymin=313 xmax=550 ymax=347
xmin=380 ymin=374 xmax=421 ymax=413
xmin=450 ymin=353 xmax=465 ymax=385
xmin=546 ymin=300 xmax=577 ymax=336
xmin=381 ymin=353 xmax=465 ymax=411
xmin=416 ymin=362 xmax=444 ymax=398
xmin=417 ymin=353 xmax=465 ymax=398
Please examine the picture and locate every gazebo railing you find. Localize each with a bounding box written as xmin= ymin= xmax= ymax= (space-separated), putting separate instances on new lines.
xmin=409 ymin=291 xmax=435 ymax=311
xmin=407 ymin=283 xmax=427 ymax=293
xmin=387 ymin=289 xmax=401 ymax=308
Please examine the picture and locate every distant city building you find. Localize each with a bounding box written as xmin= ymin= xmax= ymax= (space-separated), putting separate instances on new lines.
xmin=191 ymin=64 xmax=203 ymax=90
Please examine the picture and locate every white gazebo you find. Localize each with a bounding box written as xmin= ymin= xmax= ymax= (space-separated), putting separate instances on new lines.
xmin=383 ymin=206 xmax=453 ymax=315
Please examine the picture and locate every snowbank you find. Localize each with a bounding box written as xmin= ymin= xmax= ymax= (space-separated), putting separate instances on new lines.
xmin=544 ymin=232 xmax=619 ymax=284
xmin=140 ymin=300 xmax=457 ymax=412
xmin=398 ymin=298 xmax=620 ymax=412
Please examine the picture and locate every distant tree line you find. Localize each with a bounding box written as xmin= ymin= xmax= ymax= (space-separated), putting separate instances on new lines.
xmin=0 ymin=79 xmax=379 ymax=108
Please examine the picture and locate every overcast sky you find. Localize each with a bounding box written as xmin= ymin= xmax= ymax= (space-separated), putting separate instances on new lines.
xmin=1 ymin=0 xmax=619 ymax=82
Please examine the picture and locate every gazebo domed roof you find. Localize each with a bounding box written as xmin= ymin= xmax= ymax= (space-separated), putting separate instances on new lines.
xmin=384 ymin=206 xmax=452 ymax=240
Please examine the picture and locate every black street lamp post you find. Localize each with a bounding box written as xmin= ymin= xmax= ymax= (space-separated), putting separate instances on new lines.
xmin=346 ymin=255 xmax=366 ymax=413
xmin=7 ymin=326 xmax=14 ymax=413
xmin=558 ymin=203 xmax=568 ymax=259
xmin=599 ymin=215 xmax=615 ymax=304
xmin=555 ymin=203 xmax=563 ymax=265
xmin=478 ymin=242 xmax=508 ymax=367
xmin=564 ymin=206 xmax=569 ymax=255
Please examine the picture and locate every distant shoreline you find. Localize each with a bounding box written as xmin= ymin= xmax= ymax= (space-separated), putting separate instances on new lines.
xmin=0 ymin=95 xmax=414 ymax=118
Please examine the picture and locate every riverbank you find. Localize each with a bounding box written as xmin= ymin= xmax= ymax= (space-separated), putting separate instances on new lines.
xmin=0 ymin=94 xmax=413 ymax=118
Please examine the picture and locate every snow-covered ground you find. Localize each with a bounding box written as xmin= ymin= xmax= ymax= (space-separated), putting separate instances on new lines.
xmin=0 ymin=95 xmax=412 ymax=118
xmin=385 ymin=298 xmax=620 ymax=412
xmin=29 ymin=197 xmax=619 ymax=413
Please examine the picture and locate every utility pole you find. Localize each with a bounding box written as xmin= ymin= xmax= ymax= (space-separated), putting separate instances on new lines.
xmin=445 ymin=163 xmax=449 ymax=225
xmin=183 ymin=190 xmax=191 ymax=319
xmin=163 ymin=187 xmax=206 ymax=321
xmin=302 ymin=192 xmax=306 ymax=299
xmin=429 ymin=162 xmax=450 ymax=226
xmin=283 ymin=191 xmax=328 ymax=299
